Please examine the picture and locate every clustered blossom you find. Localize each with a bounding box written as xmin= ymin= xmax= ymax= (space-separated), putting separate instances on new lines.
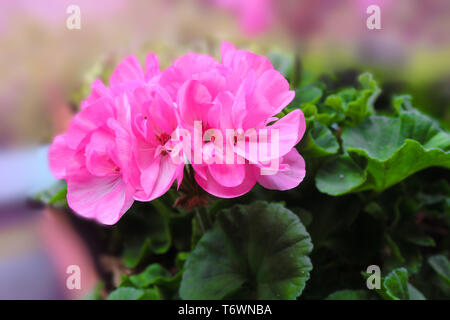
xmin=49 ymin=42 xmax=306 ymax=225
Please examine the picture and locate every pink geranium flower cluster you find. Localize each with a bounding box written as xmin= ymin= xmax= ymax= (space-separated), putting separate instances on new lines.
xmin=49 ymin=42 xmax=306 ymax=225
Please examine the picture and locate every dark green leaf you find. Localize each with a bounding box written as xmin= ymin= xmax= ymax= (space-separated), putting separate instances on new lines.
xmin=180 ymin=201 xmax=313 ymax=300
xmin=326 ymin=289 xmax=373 ymax=300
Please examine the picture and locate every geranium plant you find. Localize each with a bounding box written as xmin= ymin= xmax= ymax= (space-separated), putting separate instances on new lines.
xmin=40 ymin=43 xmax=450 ymax=300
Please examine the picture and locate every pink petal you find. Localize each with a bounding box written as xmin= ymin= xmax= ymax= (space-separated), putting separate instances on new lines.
xmin=67 ymin=174 xmax=133 ymax=225
xmin=221 ymin=41 xmax=273 ymax=78
xmin=208 ymin=163 xmax=246 ymax=188
xmin=257 ymin=149 xmax=306 ymax=191
xmin=177 ymin=80 xmax=213 ymax=128
xmin=142 ymin=155 xmax=180 ymax=201
xmin=140 ymin=157 xmax=160 ymax=196
xmin=66 ymin=97 xmax=114 ymax=149
xmin=48 ymin=134 xmax=74 ymax=179
xmin=109 ymin=55 xmax=145 ymax=87
xmin=86 ymin=149 xmax=116 ymax=177
xmin=81 ymin=79 xmax=110 ymax=109
xmin=265 ymin=108 xmax=306 ymax=157
xmin=145 ymin=53 xmax=160 ymax=80
xmin=254 ymin=69 xmax=295 ymax=116
xmin=195 ymin=165 xmax=257 ymax=198
xmin=160 ymin=53 xmax=219 ymax=100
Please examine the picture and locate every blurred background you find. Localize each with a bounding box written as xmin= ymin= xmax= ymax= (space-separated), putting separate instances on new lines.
xmin=0 ymin=0 xmax=449 ymax=299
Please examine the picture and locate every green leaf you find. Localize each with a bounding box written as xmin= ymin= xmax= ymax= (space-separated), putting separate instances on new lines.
xmin=326 ymin=289 xmax=372 ymax=300
xmin=140 ymin=288 xmax=163 ymax=300
xmin=122 ymin=238 xmax=153 ymax=269
xmin=362 ymin=267 xmax=426 ymax=300
xmin=323 ymin=73 xmax=380 ymax=125
xmin=300 ymin=121 xmax=339 ymax=158
xmin=179 ymin=201 xmax=313 ymax=300
xmin=403 ymin=232 xmax=435 ymax=247
xmin=392 ymin=95 xmax=413 ymax=114
xmin=428 ymin=255 xmax=450 ymax=284
xmin=300 ymin=103 xmax=318 ymax=119
xmin=314 ymin=105 xmax=345 ymax=126
xmin=324 ymin=95 xmax=345 ymax=114
xmin=128 ymin=264 xmax=172 ymax=288
xmin=293 ymin=86 xmax=323 ymax=106
xmin=407 ymin=284 xmax=426 ymax=300
xmin=120 ymin=203 xmax=172 ymax=268
xmin=316 ymin=111 xmax=450 ymax=195
xmin=383 ymin=268 xmax=410 ymax=300
xmin=385 ymin=234 xmax=405 ymax=264
xmin=350 ymin=73 xmax=380 ymax=122
xmin=107 ymin=287 xmax=145 ymax=300
xmin=107 ymin=287 xmax=162 ymax=300
xmin=176 ymin=252 xmax=190 ymax=270
xmin=35 ymin=180 xmax=67 ymax=207
xmin=316 ymin=155 xmax=366 ymax=196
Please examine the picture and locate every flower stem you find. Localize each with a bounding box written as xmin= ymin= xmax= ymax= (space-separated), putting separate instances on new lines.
xmin=195 ymin=206 xmax=212 ymax=235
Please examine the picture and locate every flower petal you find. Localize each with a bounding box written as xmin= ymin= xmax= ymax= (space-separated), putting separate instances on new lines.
xmin=67 ymin=174 xmax=133 ymax=225
xmin=257 ymin=149 xmax=306 ymax=191
xmin=109 ymin=55 xmax=145 ymax=87
xmin=195 ymin=165 xmax=257 ymax=198
xmin=208 ymin=163 xmax=246 ymax=188
xmin=48 ymin=134 xmax=74 ymax=179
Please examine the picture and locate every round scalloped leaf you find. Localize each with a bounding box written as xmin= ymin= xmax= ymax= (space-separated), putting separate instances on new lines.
xmin=316 ymin=155 xmax=366 ymax=196
xmin=316 ymin=111 xmax=450 ymax=195
xmin=300 ymin=121 xmax=339 ymax=158
xmin=179 ymin=201 xmax=313 ymax=300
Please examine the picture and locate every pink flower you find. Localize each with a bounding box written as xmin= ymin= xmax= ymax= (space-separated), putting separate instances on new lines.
xmin=168 ymin=42 xmax=306 ymax=198
xmin=48 ymin=54 xmax=182 ymax=225
xmin=48 ymin=42 xmax=306 ymax=223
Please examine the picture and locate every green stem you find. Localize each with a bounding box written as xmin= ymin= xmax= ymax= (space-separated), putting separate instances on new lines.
xmin=195 ymin=206 xmax=212 ymax=234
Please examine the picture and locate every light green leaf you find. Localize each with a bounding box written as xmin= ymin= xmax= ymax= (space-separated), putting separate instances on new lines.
xmin=179 ymin=201 xmax=313 ymax=300
xmin=383 ymin=268 xmax=410 ymax=300
xmin=107 ymin=287 xmax=162 ymax=300
xmin=128 ymin=264 xmax=172 ymax=288
xmin=140 ymin=288 xmax=163 ymax=300
xmin=35 ymin=180 xmax=67 ymax=207
xmin=407 ymin=284 xmax=426 ymax=300
xmin=392 ymin=95 xmax=413 ymax=114
xmin=300 ymin=121 xmax=339 ymax=158
xmin=316 ymin=111 xmax=450 ymax=195
xmin=107 ymin=287 xmax=145 ymax=300
xmin=324 ymin=73 xmax=380 ymax=125
xmin=428 ymin=255 xmax=450 ymax=284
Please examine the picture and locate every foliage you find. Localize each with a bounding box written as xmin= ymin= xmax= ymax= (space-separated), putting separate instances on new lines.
xmin=40 ymin=52 xmax=450 ymax=300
